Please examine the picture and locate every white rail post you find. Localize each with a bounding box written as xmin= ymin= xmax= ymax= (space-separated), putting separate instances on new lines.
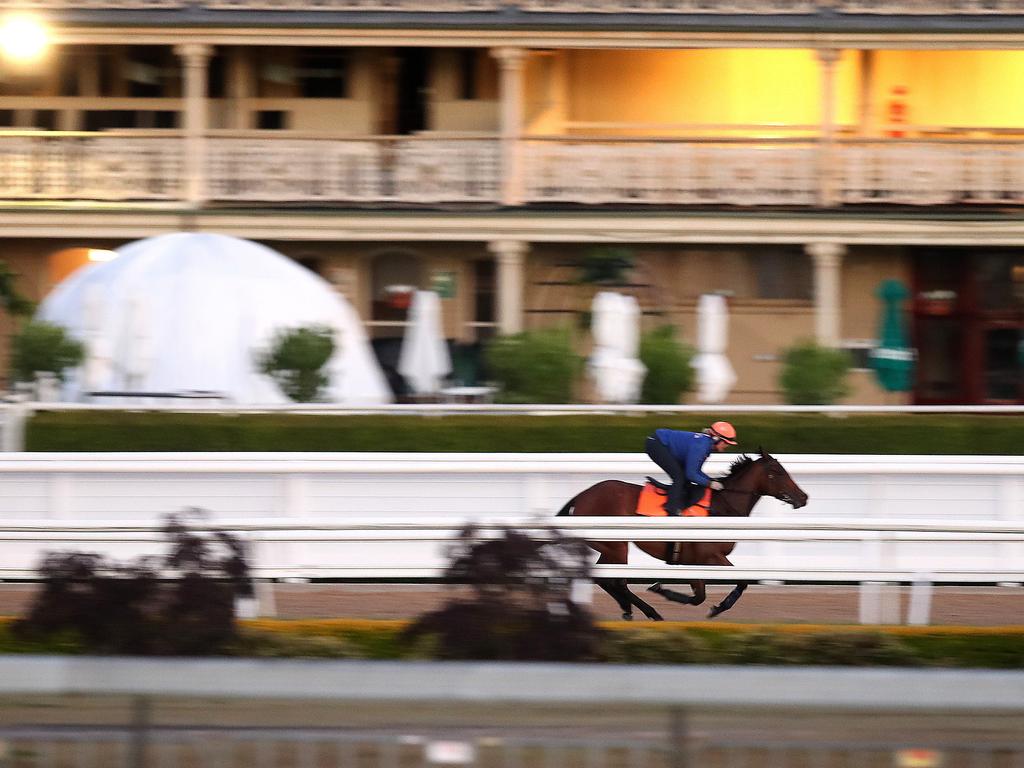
xmin=907 ymin=573 xmax=933 ymax=626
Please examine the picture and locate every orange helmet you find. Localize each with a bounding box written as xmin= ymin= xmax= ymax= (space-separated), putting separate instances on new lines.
xmin=709 ymin=421 xmax=738 ymax=445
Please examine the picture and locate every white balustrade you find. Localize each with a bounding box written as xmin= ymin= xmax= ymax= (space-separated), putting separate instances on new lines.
xmin=4 ymin=133 xmax=1024 ymax=207
xmin=0 ymin=135 xmax=183 ymax=201
xmin=523 ymin=140 xmax=819 ymax=206
xmin=838 ymin=141 xmax=1024 ymax=206
xmin=204 ymin=137 xmax=500 ymax=203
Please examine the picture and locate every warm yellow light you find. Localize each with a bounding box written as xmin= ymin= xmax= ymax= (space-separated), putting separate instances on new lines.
xmin=0 ymin=14 xmax=49 ymax=63
xmin=87 ymin=249 xmax=118 ymax=262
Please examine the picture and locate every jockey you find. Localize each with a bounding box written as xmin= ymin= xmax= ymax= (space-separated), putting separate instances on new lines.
xmin=644 ymin=421 xmax=738 ymax=516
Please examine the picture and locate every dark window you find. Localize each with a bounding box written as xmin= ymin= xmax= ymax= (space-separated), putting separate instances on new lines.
xmin=984 ymin=327 xmax=1023 ymax=401
xmin=58 ymin=53 xmax=80 ymax=97
xmin=458 ymin=49 xmax=477 ymax=100
xmin=474 ymin=258 xmax=495 ymax=323
xmin=32 ymin=110 xmax=58 ymax=131
xmin=126 ymin=47 xmax=168 ymax=98
xmin=298 ymin=48 xmax=348 ymax=98
xmin=83 ymin=110 xmax=137 ymax=131
xmin=256 ymin=110 xmax=287 ymax=130
xmin=154 ymin=111 xmax=177 ymax=129
xmin=207 ymin=52 xmax=226 ymax=99
xmin=751 ymin=247 xmax=813 ymax=300
xmin=0 ymin=110 xmax=12 ymax=127
xmin=98 ymin=52 xmax=116 ymax=96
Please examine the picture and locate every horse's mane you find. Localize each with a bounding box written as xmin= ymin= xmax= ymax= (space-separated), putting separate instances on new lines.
xmin=723 ymin=454 xmax=757 ymax=481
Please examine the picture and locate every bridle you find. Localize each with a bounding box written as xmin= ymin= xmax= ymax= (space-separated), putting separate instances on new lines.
xmin=714 ymin=459 xmax=795 ymax=515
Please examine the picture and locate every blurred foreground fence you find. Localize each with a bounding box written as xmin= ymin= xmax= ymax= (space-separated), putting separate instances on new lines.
xmin=1 ymin=658 xmax=1024 ymax=768
xmin=0 ymin=516 xmax=1021 ymax=624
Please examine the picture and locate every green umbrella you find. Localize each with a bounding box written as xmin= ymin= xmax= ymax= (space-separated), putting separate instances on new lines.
xmin=870 ymin=279 xmax=916 ymax=392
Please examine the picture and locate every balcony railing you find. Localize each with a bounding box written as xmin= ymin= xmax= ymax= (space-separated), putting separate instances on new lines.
xmin=3 ymin=132 xmax=1024 ymax=207
xmin=2 ymin=0 xmax=1023 ymax=12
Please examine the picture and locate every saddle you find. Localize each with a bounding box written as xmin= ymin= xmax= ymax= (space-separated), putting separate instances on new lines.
xmin=635 ymin=478 xmax=711 ymax=517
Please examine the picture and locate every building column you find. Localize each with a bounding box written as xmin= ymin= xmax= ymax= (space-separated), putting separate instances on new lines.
xmin=491 ymin=47 xmax=525 ymax=206
xmin=489 ymin=239 xmax=528 ymax=335
xmin=175 ymin=43 xmax=212 ymax=206
xmin=806 ymin=242 xmax=846 ymax=348
xmin=816 ymin=48 xmax=841 ymax=208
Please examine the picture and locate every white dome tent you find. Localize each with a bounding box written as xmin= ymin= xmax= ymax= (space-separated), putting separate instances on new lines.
xmin=38 ymin=232 xmax=392 ymax=405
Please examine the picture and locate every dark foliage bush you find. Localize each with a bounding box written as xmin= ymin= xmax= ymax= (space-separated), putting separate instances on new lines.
xmin=10 ymin=320 xmax=84 ymax=384
xmin=404 ymin=526 xmax=604 ymax=661
xmin=485 ymin=327 xmax=582 ymax=403
xmin=639 ymin=325 xmax=695 ymax=404
xmin=13 ymin=511 xmax=251 ymax=655
xmin=778 ymin=341 xmax=852 ymax=405
xmin=257 ymin=324 xmax=335 ymax=402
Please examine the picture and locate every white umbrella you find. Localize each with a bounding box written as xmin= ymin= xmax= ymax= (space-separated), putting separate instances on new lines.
xmin=123 ymin=292 xmax=154 ymax=393
xmin=691 ymin=293 xmax=737 ymax=403
xmin=587 ymin=291 xmax=646 ymax=404
xmin=398 ymin=290 xmax=451 ymax=396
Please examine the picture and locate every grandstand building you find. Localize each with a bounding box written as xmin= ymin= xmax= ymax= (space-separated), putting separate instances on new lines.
xmin=0 ymin=0 xmax=1022 ymax=404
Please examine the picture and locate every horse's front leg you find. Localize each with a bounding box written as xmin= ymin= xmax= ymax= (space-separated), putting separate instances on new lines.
xmin=707 ymin=554 xmax=747 ymax=618
xmin=649 ymin=580 xmax=705 ymax=606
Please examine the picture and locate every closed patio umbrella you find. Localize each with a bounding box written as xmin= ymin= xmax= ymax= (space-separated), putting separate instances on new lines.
xmin=692 ymin=293 xmax=736 ymax=403
xmin=587 ymin=291 xmax=646 ymax=403
xmin=398 ymin=290 xmax=452 ymax=396
xmin=870 ymin=279 xmax=916 ymax=393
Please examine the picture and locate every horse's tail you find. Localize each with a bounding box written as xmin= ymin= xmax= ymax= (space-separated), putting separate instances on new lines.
xmin=556 ymin=495 xmax=579 ymax=517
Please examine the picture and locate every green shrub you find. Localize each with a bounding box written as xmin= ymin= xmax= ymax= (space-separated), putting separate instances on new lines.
xmin=485 ymin=327 xmax=582 ymax=403
xmin=778 ymin=340 xmax=852 ymax=405
xmin=9 ymin=320 xmax=84 ymax=383
xmin=639 ymin=325 xmax=695 ymax=404
xmin=257 ymin=324 xmax=335 ymax=402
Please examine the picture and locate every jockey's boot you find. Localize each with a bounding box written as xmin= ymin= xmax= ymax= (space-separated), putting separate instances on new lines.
xmin=661 ymin=503 xmax=682 ymax=516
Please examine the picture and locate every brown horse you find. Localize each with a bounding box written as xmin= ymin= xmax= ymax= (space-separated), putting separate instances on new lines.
xmin=556 ymin=450 xmax=808 ymax=621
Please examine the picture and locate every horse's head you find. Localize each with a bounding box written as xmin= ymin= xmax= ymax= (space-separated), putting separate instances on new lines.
xmin=754 ymin=448 xmax=808 ymax=508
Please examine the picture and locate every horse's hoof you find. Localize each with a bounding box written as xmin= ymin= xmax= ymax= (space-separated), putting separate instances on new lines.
xmin=647 ymin=583 xmax=664 ymax=594
xmin=622 ymin=612 xmax=633 ymax=621
xmin=650 ymin=614 xmax=664 ymax=622
xmin=707 ymin=606 xmax=723 ymax=619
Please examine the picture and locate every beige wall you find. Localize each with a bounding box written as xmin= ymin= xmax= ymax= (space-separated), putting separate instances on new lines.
xmin=561 ymin=49 xmax=860 ymax=134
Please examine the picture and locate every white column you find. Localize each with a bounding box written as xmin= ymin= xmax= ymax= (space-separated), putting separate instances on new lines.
xmin=491 ymin=47 xmax=526 ymax=206
xmin=806 ymin=242 xmax=846 ymax=348
xmin=175 ymin=43 xmax=212 ymax=206
xmin=816 ymin=48 xmax=841 ymax=208
xmin=489 ymin=239 xmax=528 ymax=335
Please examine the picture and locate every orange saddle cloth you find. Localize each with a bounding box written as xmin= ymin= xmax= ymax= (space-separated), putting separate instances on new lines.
xmin=635 ymin=482 xmax=711 ymax=517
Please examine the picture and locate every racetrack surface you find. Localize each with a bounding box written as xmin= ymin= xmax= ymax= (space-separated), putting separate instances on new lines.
xmin=1 ymin=583 xmax=1021 ymax=624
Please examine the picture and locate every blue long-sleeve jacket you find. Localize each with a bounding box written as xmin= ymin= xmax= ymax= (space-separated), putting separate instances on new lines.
xmin=654 ymin=429 xmax=714 ymax=486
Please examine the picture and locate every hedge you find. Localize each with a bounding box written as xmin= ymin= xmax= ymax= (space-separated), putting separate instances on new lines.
xmin=24 ymin=411 xmax=1024 ymax=454
xmin=2 ymin=618 xmax=1023 ymax=668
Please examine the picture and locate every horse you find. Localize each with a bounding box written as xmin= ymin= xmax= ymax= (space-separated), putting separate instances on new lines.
xmin=555 ymin=449 xmax=808 ymax=621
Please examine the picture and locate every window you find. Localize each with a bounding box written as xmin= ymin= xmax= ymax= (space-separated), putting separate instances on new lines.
xmin=297 ymin=48 xmax=348 ymax=98
xmin=256 ymin=110 xmax=287 ymax=130
xmin=750 ymin=247 xmax=813 ymax=300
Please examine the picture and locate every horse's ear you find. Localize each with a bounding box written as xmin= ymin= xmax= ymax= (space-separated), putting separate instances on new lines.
xmin=758 ymin=445 xmax=766 ymax=458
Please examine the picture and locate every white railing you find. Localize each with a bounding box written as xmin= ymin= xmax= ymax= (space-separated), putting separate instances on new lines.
xmin=1 ymin=452 xmax=1021 ymax=624
xmin=2 ymin=658 xmax=1023 ymax=715
xmin=0 ymin=134 xmax=183 ymax=202
xmin=206 ymin=136 xmax=500 ymax=204
xmin=1 ymin=516 xmax=1021 ymax=624
xmin=838 ymin=141 xmax=1024 ymax=206
xmin=522 ymin=139 xmax=819 ymax=207
xmin=3 ymin=133 xmax=1024 ymax=207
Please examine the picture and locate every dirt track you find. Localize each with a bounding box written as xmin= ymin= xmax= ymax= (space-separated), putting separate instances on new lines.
xmin=2 ymin=583 xmax=1021 ymax=625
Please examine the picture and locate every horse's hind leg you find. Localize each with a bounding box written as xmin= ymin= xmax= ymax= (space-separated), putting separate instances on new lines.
xmin=596 ymin=552 xmax=663 ymax=622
